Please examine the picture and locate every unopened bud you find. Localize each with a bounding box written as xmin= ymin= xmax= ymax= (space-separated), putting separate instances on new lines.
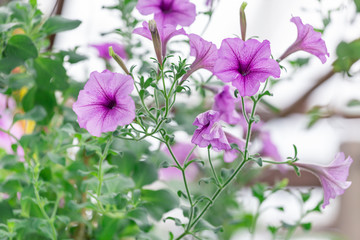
xmin=149 ymin=20 xmax=163 ymax=66
xmin=240 ymin=2 xmax=247 ymax=41
xmin=109 ymin=46 xmax=130 ymax=75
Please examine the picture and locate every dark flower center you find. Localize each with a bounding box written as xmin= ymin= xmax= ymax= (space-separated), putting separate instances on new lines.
xmin=160 ymin=1 xmax=173 ymax=13
xmin=105 ymin=99 xmax=117 ymax=109
xmin=238 ymin=65 xmax=250 ymax=76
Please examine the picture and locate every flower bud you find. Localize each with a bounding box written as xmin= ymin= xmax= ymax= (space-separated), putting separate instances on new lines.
xmin=149 ymin=20 xmax=163 ymax=66
xmin=240 ymin=2 xmax=247 ymax=41
xmin=109 ymin=46 xmax=130 ymax=75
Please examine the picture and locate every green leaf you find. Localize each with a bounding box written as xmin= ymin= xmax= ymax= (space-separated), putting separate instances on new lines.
xmin=42 ymin=16 xmax=81 ymax=35
xmin=127 ymin=208 xmax=151 ymax=231
xmin=34 ymin=57 xmax=68 ymax=91
xmin=301 ymin=192 xmax=311 ymax=203
xmin=333 ymin=40 xmax=360 ymax=72
xmin=347 ymin=99 xmax=360 ymax=107
xmin=132 ymin=161 xmax=158 ymax=188
xmin=220 ymin=168 xmax=234 ymax=183
xmin=4 ymin=35 xmax=38 ymax=60
xmin=102 ymin=174 xmax=135 ymax=194
xmin=141 ymin=189 xmax=179 ymax=221
xmin=355 ymin=0 xmax=360 ymax=12
xmin=13 ymin=105 xmax=46 ymax=123
xmin=47 ymin=152 xmax=66 ymax=166
xmin=0 ymin=23 xmax=19 ymax=33
xmin=59 ymin=49 xmax=87 ymax=63
xmin=0 ymin=56 xmax=23 ymax=74
xmin=251 ymin=183 xmax=267 ymax=203
xmin=301 ymin=222 xmax=312 ymax=231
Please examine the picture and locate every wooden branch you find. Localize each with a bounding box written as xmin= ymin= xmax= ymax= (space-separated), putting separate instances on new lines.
xmin=48 ymin=0 xmax=65 ymax=50
xmin=279 ymin=69 xmax=336 ymax=117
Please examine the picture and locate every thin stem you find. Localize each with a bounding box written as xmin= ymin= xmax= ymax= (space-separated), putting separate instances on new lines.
xmin=176 ymin=94 xmax=262 ymax=240
xmin=33 ymin=175 xmax=57 ymax=240
xmin=183 ymin=145 xmax=198 ymax=166
xmin=241 ymin=97 xmax=249 ymax=124
xmin=96 ymin=134 xmax=113 ymax=211
xmin=164 ymin=142 xmax=194 ymax=232
xmin=207 ymin=146 xmax=221 ymax=187
xmin=262 ymin=160 xmax=291 ymax=165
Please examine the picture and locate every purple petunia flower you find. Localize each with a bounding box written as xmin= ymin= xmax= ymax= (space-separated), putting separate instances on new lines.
xmin=72 ymin=70 xmax=135 ymax=137
xmin=159 ymin=142 xmax=198 ymax=180
xmin=136 ymin=0 xmax=196 ymax=27
xmin=133 ymin=21 xmax=186 ymax=57
xmin=213 ymin=85 xmax=241 ymax=125
xmin=214 ymin=38 xmax=281 ymax=97
xmin=90 ymin=43 xmax=127 ymax=60
xmin=191 ymin=110 xmax=231 ymax=151
xmin=181 ymin=34 xmax=218 ymax=82
xmin=279 ymin=16 xmax=329 ymax=63
xmin=294 ymin=152 xmax=353 ymax=208
xmin=223 ymin=132 xmax=246 ymax=163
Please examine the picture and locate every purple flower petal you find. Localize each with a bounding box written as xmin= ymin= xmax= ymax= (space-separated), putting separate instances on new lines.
xmin=223 ymin=132 xmax=246 ymax=163
xmin=136 ymin=0 xmax=196 ymax=27
xmin=90 ymin=42 xmax=127 ymax=60
xmin=73 ymin=70 xmax=135 ymax=137
xmin=191 ymin=110 xmax=231 ymax=151
xmin=280 ymin=16 xmax=329 ymax=63
xmin=214 ymin=38 xmax=280 ymax=96
xmin=213 ymin=85 xmax=241 ymax=125
xmin=133 ymin=21 xmax=186 ymax=56
xmin=294 ymin=152 xmax=353 ymax=208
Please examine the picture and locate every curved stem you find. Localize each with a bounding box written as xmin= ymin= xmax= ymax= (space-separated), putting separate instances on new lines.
xmin=176 ymin=95 xmax=262 ymax=239
xmin=207 ymin=146 xmax=221 ymax=187
xmin=164 ymin=142 xmax=194 ymax=232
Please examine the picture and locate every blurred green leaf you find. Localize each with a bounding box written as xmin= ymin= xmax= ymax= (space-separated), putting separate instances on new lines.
xmin=34 ymin=57 xmax=68 ymax=91
xmin=141 ymin=189 xmax=179 ymax=221
xmin=4 ymin=35 xmax=38 ymax=60
xmin=42 ymin=16 xmax=81 ymax=35
xmin=13 ymin=105 xmax=46 ymax=123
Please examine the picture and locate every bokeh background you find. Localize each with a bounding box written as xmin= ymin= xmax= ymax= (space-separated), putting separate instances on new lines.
xmin=3 ymin=0 xmax=359 ymax=239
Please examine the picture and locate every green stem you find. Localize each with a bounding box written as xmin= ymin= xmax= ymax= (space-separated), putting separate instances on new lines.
xmin=207 ymin=146 xmax=221 ymax=187
xmin=33 ymin=175 xmax=57 ymax=240
xmin=176 ymin=95 xmax=261 ymax=239
xmin=96 ymin=135 xmax=113 ymax=211
xmin=164 ymin=142 xmax=194 ymax=232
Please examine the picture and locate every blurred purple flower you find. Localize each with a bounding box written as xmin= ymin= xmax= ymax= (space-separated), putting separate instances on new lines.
xmin=191 ymin=110 xmax=231 ymax=151
xmin=279 ymin=16 xmax=329 ymax=63
xmin=159 ymin=142 xmax=198 ymax=180
xmin=0 ymin=94 xmax=16 ymax=111
xmin=1 ymin=193 xmax=9 ymax=200
xmin=294 ymin=152 xmax=352 ymax=208
xmin=73 ymin=70 xmax=135 ymax=137
xmin=136 ymin=0 xmax=196 ymax=27
xmin=214 ymin=38 xmax=280 ymax=97
xmin=213 ymin=85 xmax=241 ymax=125
xmin=90 ymin=42 xmax=127 ymax=60
xmin=133 ymin=21 xmax=186 ymax=57
xmin=0 ymin=112 xmax=24 ymax=161
xmin=223 ymin=132 xmax=246 ymax=163
xmin=259 ymin=131 xmax=287 ymax=173
xmin=17 ymin=192 xmax=21 ymax=200
xmin=181 ymin=34 xmax=218 ymax=82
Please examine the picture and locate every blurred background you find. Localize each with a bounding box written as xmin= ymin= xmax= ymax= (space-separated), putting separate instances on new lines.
xmin=2 ymin=0 xmax=359 ymax=239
